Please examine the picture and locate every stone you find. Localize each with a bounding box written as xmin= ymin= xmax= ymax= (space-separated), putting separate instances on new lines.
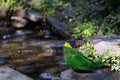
xmin=15 ymin=9 xmax=27 ymax=18
xmin=16 ymin=66 xmax=37 ymax=74
xmin=90 ymin=34 xmax=120 ymax=44
xmin=47 ymin=16 xmax=70 ymax=38
xmin=26 ymin=10 xmax=43 ymax=22
xmin=94 ymin=41 xmax=119 ymax=53
xmin=60 ymin=69 xmax=75 ymax=80
xmin=11 ymin=16 xmax=28 ymax=28
xmin=90 ymin=35 xmax=120 ymax=53
xmin=0 ymin=27 xmax=14 ymax=35
xmin=0 ymin=66 xmax=33 ymax=80
xmin=0 ymin=7 xmax=7 ymax=17
xmin=61 ymin=68 xmax=120 ymax=80
xmin=0 ymin=21 xmax=15 ymax=36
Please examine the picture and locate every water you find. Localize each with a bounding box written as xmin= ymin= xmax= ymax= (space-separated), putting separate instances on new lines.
xmin=40 ymin=73 xmax=55 ymax=79
xmin=0 ymin=58 xmax=6 ymax=64
xmin=0 ymin=30 xmax=119 ymax=80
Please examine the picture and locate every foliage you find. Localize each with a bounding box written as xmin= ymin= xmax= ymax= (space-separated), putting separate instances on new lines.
xmin=101 ymin=48 xmax=120 ymax=71
xmin=71 ymin=22 xmax=96 ymax=39
xmin=79 ymin=41 xmax=120 ymax=71
xmin=11 ymin=0 xmax=26 ymax=11
xmin=29 ymin=0 xmax=71 ymax=16
xmin=98 ymin=13 xmax=120 ymax=35
xmin=0 ymin=0 xmax=16 ymax=9
xmin=79 ymin=42 xmax=98 ymax=60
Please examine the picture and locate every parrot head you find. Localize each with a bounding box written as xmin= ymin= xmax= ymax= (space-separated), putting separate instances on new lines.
xmin=64 ymin=39 xmax=79 ymax=48
xmin=63 ymin=39 xmax=79 ymax=59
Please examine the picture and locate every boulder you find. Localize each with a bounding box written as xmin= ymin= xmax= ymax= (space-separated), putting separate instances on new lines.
xmin=11 ymin=16 xmax=28 ymax=28
xmin=26 ymin=10 xmax=43 ymax=22
xmin=90 ymin=35 xmax=120 ymax=54
xmin=0 ymin=66 xmax=33 ymax=80
xmin=15 ymin=9 xmax=27 ymax=18
xmin=0 ymin=7 xmax=7 ymax=18
xmin=60 ymin=68 xmax=120 ymax=80
xmin=47 ymin=16 xmax=70 ymax=38
xmin=94 ymin=41 xmax=119 ymax=53
xmin=60 ymin=69 xmax=74 ymax=80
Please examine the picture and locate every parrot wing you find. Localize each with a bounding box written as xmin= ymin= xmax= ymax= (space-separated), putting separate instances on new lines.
xmin=64 ymin=47 xmax=103 ymax=70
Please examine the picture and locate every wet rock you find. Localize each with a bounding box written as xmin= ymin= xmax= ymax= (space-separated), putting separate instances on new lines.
xmin=0 ymin=50 xmax=11 ymax=58
xmin=52 ymin=77 xmax=61 ymax=80
xmin=16 ymin=66 xmax=37 ymax=74
xmin=61 ymin=68 xmax=120 ymax=80
xmin=26 ymin=10 xmax=43 ymax=22
xmin=57 ymin=60 xmax=67 ymax=65
xmin=61 ymin=69 xmax=106 ymax=80
xmin=105 ymin=71 xmax=120 ymax=80
xmin=0 ymin=7 xmax=7 ymax=17
xmin=0 ymin=26 xmax=15 ymax=40
xmin=47 ymin=16 xmax=70 ymax=38
xmin=0 ymin=27 xmax=15 ymax=36
xmin=11 ymin=16 xmax=28 ymax=28
xmin=0 ymin=66 xmax=33 ymax=80
xmin=15 ymin=9 xmax=27 ymax=18
xmin=40 ymin=72 xmax=55 ymax=79
xmin=0 ymin=58 xmax=6 ymax=65
xmin=0 ymin=23 xmax=15 ymax=36
xmin=61 ymin=69 xmax=74 ymax=80
xmin=44 ymin=30 xmax=52 ymax=39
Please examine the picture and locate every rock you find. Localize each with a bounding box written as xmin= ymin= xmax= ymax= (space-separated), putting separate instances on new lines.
xmin=0 ymin=25 xmax=15 ymax=36
xmin=0 ymin=50 xmax=11 ymax=58
xmin=0 ymin=66 xmax=33 ymax=80
xmin=44 ymin=30 xmax=52 ymax=39
xmin=90 ymin=35 xmax=120 ymax=53
xmin=0 ymin=7 xmax=7 ymax=17
xmin=52 ymin=77 xmax=61 ymax=80
xmin=94 ymin=41 xmax=119 ymax=53
xmin=47 ymin=16 xmax=70 ymax=38
xmin=0 ymin=27 xmax=14 ymax=35
xmin=0 ymin=58 xmax=6 ymax=64
xmin=16 ymin=66 xmax=37 ymax=73
xmin=83 ymin=73 xmax=106 ymax=80
xmin=11 ymin=16 xmax=28 ymax=28
xmin=61 ymin=68 xmax=120 ymax=80
xmin=26 ymin=10 xmax=43 ymax=22
xmin=0 ymin=25 xmax=15 ymax=40
xmin=90 ymin=34 xmax=120 ymax=44
xmin=40 ymin=72 xmax=55 ymax=79
xmin=60 ymin=69 xmax=74 ymax=80
xmin=15 ymin=9 xmax=27 ymax=18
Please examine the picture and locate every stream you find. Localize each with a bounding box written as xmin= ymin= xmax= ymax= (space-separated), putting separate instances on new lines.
xmin=0 ymin=30 xmax=120 ymax=80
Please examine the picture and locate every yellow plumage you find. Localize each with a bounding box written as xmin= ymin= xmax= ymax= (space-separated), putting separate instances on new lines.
xmin=64 ymin=42 xmax=72 ymax=48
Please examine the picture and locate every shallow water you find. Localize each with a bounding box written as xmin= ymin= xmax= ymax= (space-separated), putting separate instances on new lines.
xmin=0 ymin=30 xmax=120 ymax=80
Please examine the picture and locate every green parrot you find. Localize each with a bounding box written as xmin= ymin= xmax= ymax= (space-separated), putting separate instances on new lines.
xmin=63 ymin=39 xmax=108 ymax=71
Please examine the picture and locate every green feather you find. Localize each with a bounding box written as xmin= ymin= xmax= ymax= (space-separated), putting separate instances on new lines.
xmin=64 ymin=47 xmax=104 ymax=71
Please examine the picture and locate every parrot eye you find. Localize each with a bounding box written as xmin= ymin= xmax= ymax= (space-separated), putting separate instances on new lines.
xmin=68 ymin=39 xmax=79 ymax=48
xmin=75 ymin=41 xmax=79 ymax=48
